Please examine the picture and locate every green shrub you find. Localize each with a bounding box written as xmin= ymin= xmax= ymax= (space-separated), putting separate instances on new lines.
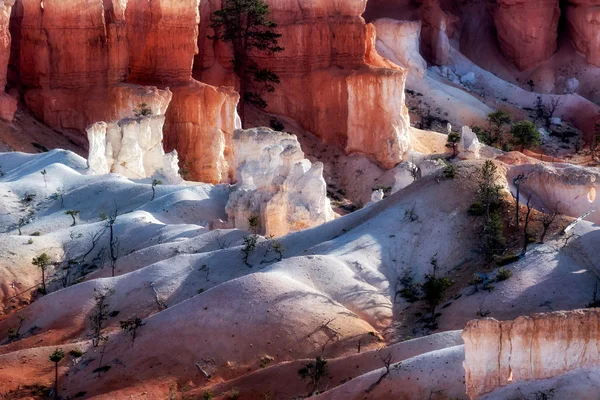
xmin=203 ymin=390 xmax=213 ymax=400
xmin=497 ymin=254 xmax=519 ymax=266
xmin=69 ymin=348 xmax=84 ymax=358
xmin=31 ymin=232 xmax=41 ymax=237
xmin=496 ymin=267 xmax=513 ymax=282
xmin=468 ymin=202 xmax=485 ymax=216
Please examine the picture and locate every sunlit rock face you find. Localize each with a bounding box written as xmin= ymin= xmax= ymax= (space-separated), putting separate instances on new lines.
xmin=12 ymin=0 xmax=240 ymax=184
xmin=494 ymin=0 xmax=560 ymax=70
xmin=506 ymin=162 xmax=600 ymax=223
xmin=0 ymin=0 xmax=16 ymax=121
xmin=226 ymin=127 xmax=335 ymax=238
xmin=163 ymin=81 xmax=240 ymax=184
xmin=87 ymin=113 xmax=182 ymax=183
xmin=197 ymin=0 xmax=411 ymax=170
xmin=125 ymin=0 xmax=200 ymax=84
xmin=566 ymin=0 xmax=600 ymax=66
xmin=419 ymin=0 xmax=459 ymax=66
xmin=373 ymin=18 xmax=427 ymax=77
xmin=463 ymin=310 xmax=600 ymax=399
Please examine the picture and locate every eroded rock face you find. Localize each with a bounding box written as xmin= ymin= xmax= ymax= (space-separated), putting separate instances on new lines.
xmin=13 ymin=0 xmax=240 ymax=185
xmin=373 ymin=19 xmax=427 ymax=77
xmin=507 ymin=162 xmax=600 ymax=223
xmin=463 ymin=310 xmax=600 ymax=399
xmin=163 ymin=81 xmax=240 ymax=184
xmin=494 ymin=0 xmax=560 ymax=70
xmin=566 ymin=0 xmax=600 ymax=66
xmin=0 ymin=0 xmax=15 ymax=121
xmin=197 ymin=0 xmax=411 ymax=170
xmin=126 ymin=0 xmax=200 ymax=84
xmin=226 ymin=127 xmax=335 ymax=237
xmin=458 ymin=126 xmax=481 ymax=159
xmin=87 ymin=113 xmax=182 ymax=182
xmin=420 ymin=0 xmax=459 ymax=66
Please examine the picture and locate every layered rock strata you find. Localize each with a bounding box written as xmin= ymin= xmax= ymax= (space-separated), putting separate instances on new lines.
xmin=12 ymin=0 xmax=240 ymax=184
xmin=0 ymin=0 xmax=15 ymax=121
xmin=419 ymin=0 xmax=459 ymax=66
xmin=494 ymin=0 xmax=560 ymax=70
xmin=463 ymin=310 xmax=600 ymax=399
xmin=197 ymin=0 xmax=412 ymax=170
xmin=566 ymin=0 xmax=600 ymax=66
xmin=507 ymin=162 xmax=600 ymax=223
xmin=226 ymin=127 xmax=335 ymax=237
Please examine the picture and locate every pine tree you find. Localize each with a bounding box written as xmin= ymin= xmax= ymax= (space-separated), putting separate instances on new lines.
xmin=209 ymin=0 xmax=283 ymax=125
xmin=49 ymin=349 xmax=65 ymax=400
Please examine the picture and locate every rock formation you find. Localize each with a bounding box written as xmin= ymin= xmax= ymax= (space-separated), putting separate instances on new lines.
xmin=507 ymin=162 xmax=600 ymax=223
xmin=566 ymin=0 xmax=600 ymax=66
xmin=458 ymin=126 xmax=481 ymax=159
xmin=0 ymin=0 xmax=15 ymax=121
xmin=226 ymin=127 xmax=335 ymax=237
xmin=10 ymin=0 xmax=240 ymax=184
xmin=87 ymin=113 xmax=182 ymax=182
xmin=463 ymin=310 xmax=600 ymax=399
xmin=373 ymin=19 xmax=427 ymax=77
xmin=419 ymin=0 xmax=459 ymax=66
xmin=494 ymin=0 xmax=560 ymax=70
xmin=197 ymin=0 xmax=412 ymax=170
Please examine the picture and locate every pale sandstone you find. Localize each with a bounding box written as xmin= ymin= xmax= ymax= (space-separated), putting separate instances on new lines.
xmin=463 ymin=310 xmax=600 ymax=399
xmin=226 ymin=127 xmax=334 ymax=237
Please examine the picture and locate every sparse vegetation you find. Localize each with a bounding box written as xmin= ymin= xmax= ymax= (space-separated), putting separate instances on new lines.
xmin=66 ymin=209 xmax=80 ymax=226
xmin=298 ymin=356 xmax=329 ymax=397
xmin=49 ymin=349 xmax=65 ymax=400
xmin=496 ymin=267 xmax=513 ymax=281
xmin=209 ymin=0 xmax=283 ymax=124
xmin=119 ymin=316 xmax=145 ymax=343
xmin=151 ymin=179 xmax=162 ymax=201
xmin=133 ymin=102 xmax=152 ymax=117
xmin=421 ymin=255 xmax=452 ymax=322
xmin=446 ymin=131 xmax=461 ymax=157
xmin=242 ymin=215 xmax=260 ymax=266
xmin=442 ymin=161 xmax=457 ymax=179
xmin=511 ymin=120 xmax=541 ymax=152
xmin=89 ymin=288 xmax=115 ymax=347
xmin=69 ymin=348 xmax=84 ymax=358
xmin=486 ymin=110 xmax=512 ymax=146
xmin=32 ymin=253 xmax=51 ymax=294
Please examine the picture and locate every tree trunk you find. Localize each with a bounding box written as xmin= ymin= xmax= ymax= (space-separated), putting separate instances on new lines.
xmin=41 ymin=268 xmax=46 ymax=294
xmin=54 ymin=362 xmax=58 ymax=400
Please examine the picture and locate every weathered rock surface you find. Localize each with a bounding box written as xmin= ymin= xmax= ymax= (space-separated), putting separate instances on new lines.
xmin=163 ymin=81 xmax=240 ymax=184
xmin=197 ymin=0 xmax=411 ymax=170
xmin=494 ymin=0 xmax=560 ymax=70
xmin=463 ymin=310 xmax=600 ymax=399
xmin=420 ymin=0 xmax=459 ymax=66
xmin=507 ymin=162 xmax=600 ymax=223
xmin=126 ymin=0 xmax=200 ymax=85
xmin=226 ymin=127 xmax=335 ymax=237
xmin=0 ymin=0 xmax=15 ymax=121
xmin=373 ymin=19 xmax=427 ymax=77
xmin=457 ymin=126 xmax=481 ymax=159
xmin=566 ymin=0 xmax=600 ymax=66
xmin=12 ymin=0 xmax=240 ymax=185
xmin=87 ymin=113 xmax=181 ymax=182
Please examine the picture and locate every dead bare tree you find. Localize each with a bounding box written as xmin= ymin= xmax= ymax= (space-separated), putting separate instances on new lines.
xmin=89 ymin=288 xmax=115 ymax=347
xmin=104 ymin=205 xmax=120 ymax=277
xmin=366 ymin=350 xmax=394 ymax=393
xmin=513 ymin=173 xmax=527 ymax=229
xmin=544 ymin=97 xmax=562 ymax=127
xmin=521 ymin=194 xmax=534 ymax=256
xmin=540 ymin=203 xmax=560 ymax=243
